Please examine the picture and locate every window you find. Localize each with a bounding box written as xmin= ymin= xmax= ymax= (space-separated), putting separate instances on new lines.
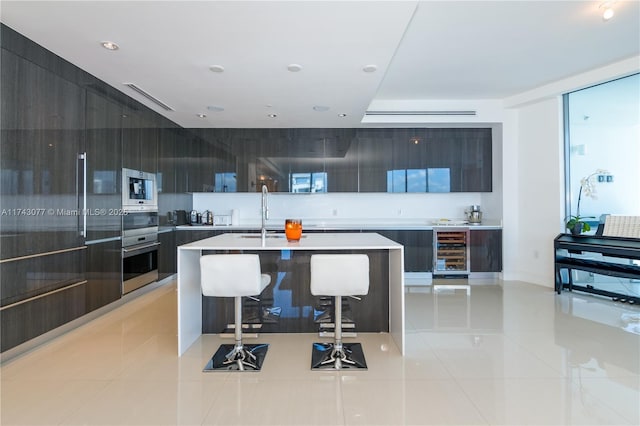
xmin=564 ymin=73 xmax=640 ymax=225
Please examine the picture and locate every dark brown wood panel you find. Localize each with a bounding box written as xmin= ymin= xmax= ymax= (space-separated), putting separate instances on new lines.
xmin=0 ymin=281 xmax=87 ymax=352
xmin=201 ymin=249 xmax=389 ymax=333
xmin=470 ymin=229 xmax=502 ymax=272
xmin=85 ymin=240 xmax=121 ymax=312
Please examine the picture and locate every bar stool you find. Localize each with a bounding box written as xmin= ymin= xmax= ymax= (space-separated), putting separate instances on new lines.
xmin=200 ymin=254 xmax=271 ymax=371
xmin=310 ymin=254 xmax=370 ymax=370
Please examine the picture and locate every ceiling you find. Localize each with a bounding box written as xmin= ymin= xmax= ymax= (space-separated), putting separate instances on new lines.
xmin=1 ymin=1 xmax=639 ymax=129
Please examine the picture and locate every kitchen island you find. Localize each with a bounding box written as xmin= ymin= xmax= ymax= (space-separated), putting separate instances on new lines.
xmin=177 ymin=232 xmax=405 ymax=356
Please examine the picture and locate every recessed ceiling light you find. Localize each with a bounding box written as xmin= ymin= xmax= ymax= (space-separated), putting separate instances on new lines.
xmin=313 ymin=105 xmax=330 ymax=112
xmin=600 ymin=1 xmax=616 ymax=21
xmin=209 ymin=65 xmax=225 ymax=73
xmin=196 ymin=113 xmax=207 ymax=118
xmin=362 ymin=64 xmax=378 ymax=73
xmin=207 ymin=105 xmax=225 ymax=112
xmin=338 ymin=113 xmax=347 ymax=117
xmin=100 ymin=41 xmax=119 ymax=51
xmin=268 ymin=113 xmax=277 ymax=118
xmin=287 ymin=63 xmax=303 ymax=72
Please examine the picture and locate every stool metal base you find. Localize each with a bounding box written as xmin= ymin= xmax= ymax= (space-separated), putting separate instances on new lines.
xmin=203 ymin=343 xmax=269 ymax=372
xmin=311 ymin=342 xmax=367 ymax=370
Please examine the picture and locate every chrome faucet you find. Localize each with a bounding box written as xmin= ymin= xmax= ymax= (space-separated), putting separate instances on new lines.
xmin=261 ymin=184 xmax=269 ymax=240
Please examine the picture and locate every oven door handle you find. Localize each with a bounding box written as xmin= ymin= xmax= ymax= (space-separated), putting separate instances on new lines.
xmin=122 ymin=241 xmax=161 ymax=253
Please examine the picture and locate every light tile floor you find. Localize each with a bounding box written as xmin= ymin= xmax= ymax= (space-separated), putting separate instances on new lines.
xmin=1 ymin=280 xmax=639 ymax=425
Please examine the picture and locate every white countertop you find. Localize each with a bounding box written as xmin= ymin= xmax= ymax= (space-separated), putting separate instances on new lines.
xmin=176 ymin=218 xmax=502 ymax=231
xmin=179 ymin=232 xmax=404 ymax=251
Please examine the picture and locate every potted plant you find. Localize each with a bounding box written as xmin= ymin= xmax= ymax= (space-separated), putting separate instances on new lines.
xmin=566 ymin=169 xmax=608 ymax=235
xmin=565 ymin=214 xmax=593 ymax=235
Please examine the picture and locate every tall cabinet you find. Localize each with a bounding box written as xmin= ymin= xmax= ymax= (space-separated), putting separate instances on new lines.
xmin=0 ymin=41 xmax=88 ymax=351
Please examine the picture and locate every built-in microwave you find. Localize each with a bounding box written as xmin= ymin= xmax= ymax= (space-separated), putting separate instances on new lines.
xmin=122 ymin=168 xmax=158 ymax=212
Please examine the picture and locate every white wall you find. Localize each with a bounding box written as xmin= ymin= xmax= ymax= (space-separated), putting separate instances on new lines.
xmin=512 ymin=98 xmax=565 ymax=287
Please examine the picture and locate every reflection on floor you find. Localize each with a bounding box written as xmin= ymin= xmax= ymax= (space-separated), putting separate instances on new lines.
xmin=1 ymin=280 xmax=639 ymax=425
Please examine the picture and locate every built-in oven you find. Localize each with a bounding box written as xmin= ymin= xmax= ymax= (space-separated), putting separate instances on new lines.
xmin=122 ymin=211 xmax=159 ymax=294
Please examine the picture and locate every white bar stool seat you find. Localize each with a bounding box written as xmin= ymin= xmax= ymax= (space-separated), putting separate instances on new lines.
xmin=310 ymin=254 xmax=370 ymax=370
xmin=200 ymin=254 xmax=271 ymax=371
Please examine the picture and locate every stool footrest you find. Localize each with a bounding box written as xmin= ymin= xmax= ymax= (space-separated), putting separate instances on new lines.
xmin=319 ymin=322 xmax=355 ymax=329
xmin=319 ymin=331 xmax=357 ymax=338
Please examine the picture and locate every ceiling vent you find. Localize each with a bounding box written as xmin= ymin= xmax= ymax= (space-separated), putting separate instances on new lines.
xmin=365 ymin=110 xmax=477 ymax=116
xmin=123 ymin=83 xmax=174 ymax=111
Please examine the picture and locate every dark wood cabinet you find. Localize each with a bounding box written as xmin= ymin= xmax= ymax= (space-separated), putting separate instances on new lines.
xmin=86 ymin=240 xmax=121 ymax=312
xmin=231 ymin=129 xmax=290 ymax=193
xmin=158 ymin=229 xmax=177 ymax=280
xmin=460 ymin=129 xmax=493 ymax=192
xmin=373 ymin=230 xmax=432 ymax=272
xmin=172 ymin=127 xmax=492 ymax=194
xmin=1 ymin=47 xmax=85 ymax=258
xmin=470 ymin=229 xmax=502 ymax=272
xmin=0 ymin=278 xmax=88 ymax=352
xmin=357 ymin=130 xmax=394 ymax=192
xmin=84 ymin=91 xmax=123 ymax=241
xmin=158 ymin=127 xmax=177 ymax=195
xmin=176 ymin=229 xmax=219 ymax=246
xmin=121 ymin=110 xmax=158 ymax=174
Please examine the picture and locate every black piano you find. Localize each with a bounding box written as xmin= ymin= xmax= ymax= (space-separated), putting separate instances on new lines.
xmin=554 ymin=233 xmax=640 ymax=304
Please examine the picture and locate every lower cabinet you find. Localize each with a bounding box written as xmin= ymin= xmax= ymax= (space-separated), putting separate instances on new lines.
xmin=176 ymin=229 xmax=219 ymax=246
xmin=373 ymin=230 xmax=433 ymax=272
xmin=1 ymin=280 xmax=88 ymax=352
xmin=372 ymin=229 xmax=502 ymax=274
xmin=158 ymin=229 xmax=177 ymax=280
xmin=86 ymin=240 xmax=122 ymax=312
xmin=1 ymin=240 xmax=123 ymax=353
xmin=470 ymin=229 xmax=503 ymax=272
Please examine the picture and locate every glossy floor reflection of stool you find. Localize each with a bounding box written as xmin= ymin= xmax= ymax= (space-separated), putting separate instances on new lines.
xmin=200 ymin=254 xmax=271 ymax=371
xmin=310 ymin=254 xmax=370 ymax=370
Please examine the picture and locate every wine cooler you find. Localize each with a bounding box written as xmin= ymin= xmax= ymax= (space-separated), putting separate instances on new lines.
xmin=433 ymin=228 xmax=470 ymax=276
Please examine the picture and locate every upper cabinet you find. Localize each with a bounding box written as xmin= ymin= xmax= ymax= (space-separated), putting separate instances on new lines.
xmin=174 ymin=127 xmax=492 ymax=194
xmin=121 ymin=109 xmax=158 ymax=174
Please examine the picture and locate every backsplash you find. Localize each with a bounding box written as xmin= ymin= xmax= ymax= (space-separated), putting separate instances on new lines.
xmin=193 ymin=192 xmax=494 ymax=223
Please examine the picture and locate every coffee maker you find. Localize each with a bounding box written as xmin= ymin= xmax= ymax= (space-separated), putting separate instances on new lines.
xmin=465 ymin=205 xmax=482 ymax=224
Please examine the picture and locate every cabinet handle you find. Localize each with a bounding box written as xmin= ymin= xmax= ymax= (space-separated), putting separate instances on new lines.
xmin=0 ymin=245 xmax=87 ymax=264
xmin=78 ymin=152 xmax=87 ymax=237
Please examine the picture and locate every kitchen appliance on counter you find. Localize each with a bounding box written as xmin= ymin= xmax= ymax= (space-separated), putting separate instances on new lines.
xmin=167 ymin=210 xmax=189 ymax=226
xmin=122 ymin=211 xmax=159 ymax=294
xmin=203 ymin=210 xmax=213 ymax=225
xmin=214 ymin=211 xmax=232 ymax=226
xmin=190 ymin=210 xmax=200 ymax=225
xmin=433 ymin=227 xmax=470 ymax=277
xmin=465 ymin=205 xmax=482 ymax=224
